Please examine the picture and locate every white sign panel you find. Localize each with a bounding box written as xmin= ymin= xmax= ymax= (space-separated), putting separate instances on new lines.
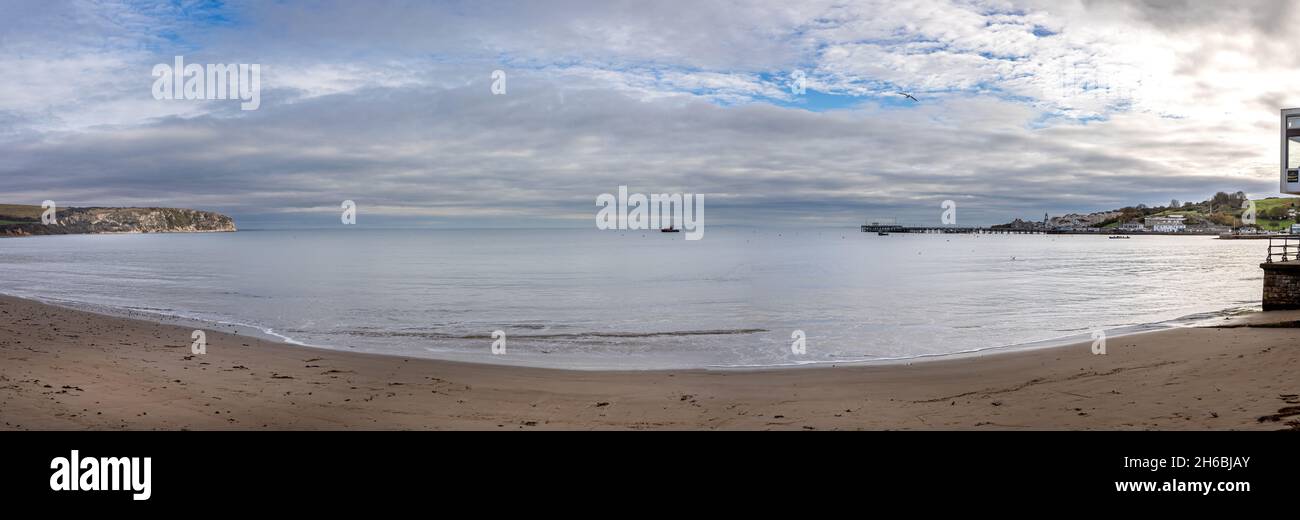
xmin=1284 ymin=108 xmax=1300 ymax=194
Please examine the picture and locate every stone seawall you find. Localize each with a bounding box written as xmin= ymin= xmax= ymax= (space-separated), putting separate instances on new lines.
xmin=1261 ymin=261 xmax=1300 ymax=310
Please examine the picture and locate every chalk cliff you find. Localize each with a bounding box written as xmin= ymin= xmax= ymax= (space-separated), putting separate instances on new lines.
xmin=0 ymin=206 xmax=236 ymax=236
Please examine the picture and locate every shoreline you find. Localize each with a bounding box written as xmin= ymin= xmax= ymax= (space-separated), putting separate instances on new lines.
xmin=3 ymin=293 xmax=1299 ymax=430
xmin=0 ymin=288 xmax=1261 ymax=372
xmin=705 ymin=307 xmax=1259 ymax=371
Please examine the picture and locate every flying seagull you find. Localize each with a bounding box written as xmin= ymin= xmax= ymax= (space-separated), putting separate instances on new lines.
xmin=897 ymin=92 xmax=919 ymax=102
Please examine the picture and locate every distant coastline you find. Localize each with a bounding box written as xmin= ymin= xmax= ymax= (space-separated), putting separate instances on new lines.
xmin=864 ymin=191 xmax=1300 ymax=237
xmin=861 ymin=223 xmax=1237 ymax=236
xmin=0 ymin=204 xmax=236 ymax=237
xmin=988 ymin=191 xmax=1299 ymax=235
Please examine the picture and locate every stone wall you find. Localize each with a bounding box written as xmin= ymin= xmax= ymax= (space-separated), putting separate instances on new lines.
xmin=1261 ymin=261 xmax=1300 ymax=310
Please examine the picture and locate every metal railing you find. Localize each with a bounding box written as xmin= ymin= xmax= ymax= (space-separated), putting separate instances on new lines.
xmin=1266 ymin=236 xmax=1300 ymax=263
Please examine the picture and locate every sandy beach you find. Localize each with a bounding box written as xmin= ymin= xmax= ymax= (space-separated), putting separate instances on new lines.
xmin=1 ymin=294 xmax=1298 ymax=430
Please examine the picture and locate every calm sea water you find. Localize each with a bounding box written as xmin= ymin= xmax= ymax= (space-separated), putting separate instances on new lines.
xmin=0 ymin=229 xmax=1269 ymax=369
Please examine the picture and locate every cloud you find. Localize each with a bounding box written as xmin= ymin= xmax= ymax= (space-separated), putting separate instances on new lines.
xmin=2 ymin=0 xmax=1297 ymax=227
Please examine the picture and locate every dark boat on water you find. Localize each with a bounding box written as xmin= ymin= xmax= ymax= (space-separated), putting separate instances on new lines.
xmin=661 ymin=226 xmax=680 ymax=233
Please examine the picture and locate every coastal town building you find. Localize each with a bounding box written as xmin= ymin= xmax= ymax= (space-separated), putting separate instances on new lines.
xmin=1117 ymin=221 xmax=1145 ymax=232
xmin=1048 ymin=211 xmax=1120 ymax=230
xmin=1191 ymin=224 xmax=1231 ymax=234
xmin=1145 ymin=215 xmax=1186 ymax=233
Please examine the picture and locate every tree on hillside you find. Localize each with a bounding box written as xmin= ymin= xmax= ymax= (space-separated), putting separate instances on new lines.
xmin=1208 ymin=212 xmax=1239 ymax=227
xmin=1210 ymin=192 xmax=1233 ymax=210
xmin=1264 ymin=205 xmax=1295 ymax=221
xmin=1170 ymin=199 xmax=1180 ymax=209
xmin=1118 ymin=207 xmax=1142 ymax=223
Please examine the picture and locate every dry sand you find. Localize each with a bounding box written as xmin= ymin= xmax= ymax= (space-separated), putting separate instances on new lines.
xmin=2 ymin=294 xmax=1298 ymax=430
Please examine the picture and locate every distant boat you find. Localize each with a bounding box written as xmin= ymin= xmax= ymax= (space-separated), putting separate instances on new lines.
xmin=1108 ymin=235 xmax=1130 ymax=239
xmin=661 ymin=226 xmax=680 ymax=233
xmin=877 ymin=231 xmax=890 ymax=236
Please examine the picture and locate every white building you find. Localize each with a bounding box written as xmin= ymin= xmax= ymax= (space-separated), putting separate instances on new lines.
xmin=1117 ymin=220 xmax=1145 ymax=232
xmin=1145 ymin=215 xmax=1186 ymax=233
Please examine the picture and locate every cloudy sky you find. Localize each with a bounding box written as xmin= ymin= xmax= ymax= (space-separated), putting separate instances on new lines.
xmin=3 ymin=0 xmax=1298 ymax=227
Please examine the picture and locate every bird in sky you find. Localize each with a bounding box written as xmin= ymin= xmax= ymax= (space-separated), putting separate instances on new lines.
xmin=897 ymin=92 xmax=919 ymax=102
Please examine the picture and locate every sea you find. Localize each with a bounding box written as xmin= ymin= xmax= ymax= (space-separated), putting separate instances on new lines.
xmin=0 ymin=228 xmax=1269 ymax=369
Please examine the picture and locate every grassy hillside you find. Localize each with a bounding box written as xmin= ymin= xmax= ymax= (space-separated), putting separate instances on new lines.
xmin=1250 ymin=197 xmax=1299 ymax=231
xmin=0 ymin=204 xmax=44 ymax=222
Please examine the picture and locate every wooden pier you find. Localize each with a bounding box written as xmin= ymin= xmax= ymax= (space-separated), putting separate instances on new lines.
xmin=861 ymin=224 xmax=1047 ymax=234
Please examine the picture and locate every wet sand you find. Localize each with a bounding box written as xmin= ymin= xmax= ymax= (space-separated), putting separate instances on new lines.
xmin=2 ymin=294 xmax=1298 ymax=430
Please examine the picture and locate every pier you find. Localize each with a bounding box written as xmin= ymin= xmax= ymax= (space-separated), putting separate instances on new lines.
xmin=862 ymin=223 xmax=1048 ymax=234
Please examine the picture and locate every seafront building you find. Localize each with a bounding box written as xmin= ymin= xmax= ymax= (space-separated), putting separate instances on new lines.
xmin=1117 ymin=221 xmax=1145 ymax=232
xmin=1145 ymin=215 xmax=1186 ymax=233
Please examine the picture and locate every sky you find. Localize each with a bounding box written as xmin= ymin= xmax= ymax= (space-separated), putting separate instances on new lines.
xmin=2 ymin=0 xmax=1299 ymax=228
